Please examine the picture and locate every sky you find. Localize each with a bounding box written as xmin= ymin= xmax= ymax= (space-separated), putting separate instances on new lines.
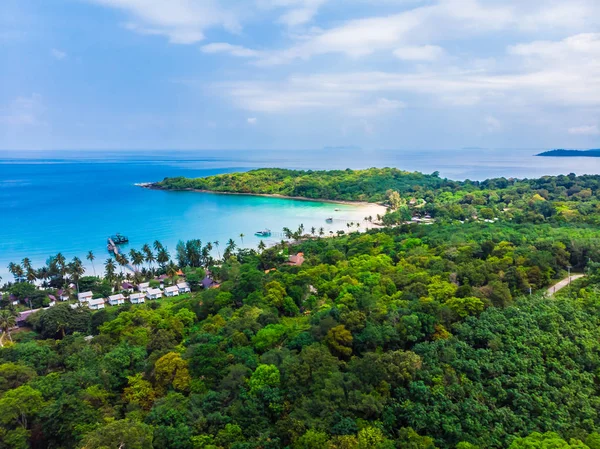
xmin=1 ymin=0 xmax=599 ymax=151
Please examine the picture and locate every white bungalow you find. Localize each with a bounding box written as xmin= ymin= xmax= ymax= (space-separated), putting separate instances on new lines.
xmin=108 ymin=294 xmax=125 ymax=306
xmin=78 ymin=291 xmax=93 ymax=303
xmin=146 ymin=288 xmax=163 ymax=300
xmin=138 ymin=282 xmax=150 ymax=293
xmin=177 ymin=282 xmax=191 ymax=294
xmin=88 ymin=298 xmax=106 ymax=310
xmin=164 ymin=286 xmax=179 ymax=297
xmin=129 ymin=293 xmax=146 ymax=304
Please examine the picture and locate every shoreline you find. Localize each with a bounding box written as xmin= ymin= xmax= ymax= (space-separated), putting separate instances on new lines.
xmin=140 ymin=183 xmax=388 ymax=210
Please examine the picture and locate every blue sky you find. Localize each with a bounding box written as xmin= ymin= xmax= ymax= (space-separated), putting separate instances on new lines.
xmin=1 ymin=0 xmax=599 ymax=150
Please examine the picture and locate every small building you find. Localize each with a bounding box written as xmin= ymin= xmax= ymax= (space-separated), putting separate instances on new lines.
xmin=78 ymin=291 xmax=93 ymax=303
xmin=177 ymin=282 xmax=191 ymax=294
xmin=164 ymin=286 xmax=179 ymax=297
xmin=129 ymin=293 xmax=146 ymax=304
xmin=108 ymin=294 xmax=125 ymax=306
xmin=146 ymin=288 xmax=163 ymax=300
xmin=58 ymin=289 xmax=70 ymax=301
xmin=88 ymin=298 xmax=106 ymax=310
xmin=122 ymin=282 xmax=134 ymax=293
xmin=286 ymin=252 xmax=305 ymax=266
xmin=201 ymin=277 xmax=217 ymax=289
xmin=138 ymin=282 xmax=150 ymax=293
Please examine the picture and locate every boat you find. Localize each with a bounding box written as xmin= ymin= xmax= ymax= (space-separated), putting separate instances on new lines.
xmin=255 ymin=229 xmax=272 ymax=237
xmin=326 ymin=217 xmax=333 ymax=223
xmin=109 ymin=233 xmax=129 ymax=244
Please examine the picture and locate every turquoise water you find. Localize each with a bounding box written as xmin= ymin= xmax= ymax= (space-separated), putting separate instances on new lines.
xmin=3 ymin=148 xmax=600 ymax=281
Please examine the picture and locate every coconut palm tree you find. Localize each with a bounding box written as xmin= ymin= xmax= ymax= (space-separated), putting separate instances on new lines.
xmin=239 ymin=233 xmax=245 ymax=245
xmin=130 ymin=249 xmax=145 ymax=272
xmin=214 ymin=241 xmax=220 ymax=259
xmin=258 ymin=240 xmax=266 ymax=253
xmin=283 ymin=227 xmax=293 ymax=240
xmin=166 ymin=261 xmax=179 ymax=285
xmin=319 ymin=227 xmax=325 ymax=238
xmin=157 ymin=247 xmax=170 ymax=269
xmin=25 ymin=267 xmax=37 ymax=284
xmin=68 ymin=257 xmax=85 ymax=292
xmin=87 ymin=250 xmax=96 ymax=277
xmin=0 ymin=309 xmax=17 ymax=346
xmin=142 ymin=244 xmax=155 ymax=273
xmin=153 ymin=240 xmax=164 ymax=252
xmin=37 ymin=266 xmax=50 ymax=288
xmin=105 ymin=258 xmax=116 ymax=281
xmin=310 ymin=226 xmax=316 ymax=236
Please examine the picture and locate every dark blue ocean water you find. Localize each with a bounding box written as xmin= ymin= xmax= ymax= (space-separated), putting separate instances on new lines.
xmin=2 ymin=148 xmax=600 ymax=281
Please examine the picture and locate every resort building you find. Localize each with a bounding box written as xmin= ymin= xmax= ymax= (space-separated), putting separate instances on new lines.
xmin=146 ymin=288 xmax=163 ymax=300
xmin=201 ymin=277 xmax=218 ymax=289
xmin=286 ymin=253 xmax=305 ymax=266
xmin=177 ymin=282 xmax=191 ymax=293
xmin=78 ymin=291 xmax=93 ymax=302
xmin=108 ymin=294 xmax=125 ymax=306
xmin=122 ymin=282 xmax=134 ymax=293
xmin=138 ymin=282 xmax=150 ymax=293
xmin=164 ymin=286 xmax=179 ymax=297
xmin=88 ymin=298 xmax=106 ymax=310
xmin=58 ymin=289 xmax=70 ymax=301
xmin=129 ymin=293 xmax=146 ymax=304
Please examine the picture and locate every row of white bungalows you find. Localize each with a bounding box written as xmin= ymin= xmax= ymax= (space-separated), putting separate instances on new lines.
xmin=138 ymin=282 xmax=151 ymax=293
xmin=108 ymin=294 xmax=126 ymax=306
xmin=164 ymin=282 xmax=192 ymax=297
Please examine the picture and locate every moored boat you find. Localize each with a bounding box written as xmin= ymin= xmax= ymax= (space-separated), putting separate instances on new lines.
xmin=255 ymin=229 xmax=272 ymax=237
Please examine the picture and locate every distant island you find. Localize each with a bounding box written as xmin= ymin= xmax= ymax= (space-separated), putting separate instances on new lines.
xmin=537 ymin=149 xmax=600 ymax=157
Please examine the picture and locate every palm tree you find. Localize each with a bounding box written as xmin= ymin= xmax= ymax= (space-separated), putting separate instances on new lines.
xmin=105 ymin=258 xmax=116 ymax=281
xmin=87 ymin=250 xmax=96 ymax=276
xmin=258 ymin=240 xmax=266 ymax=253
xmin=299 ymin=223 xmax=305 ymax=235
xmin=130 ymin=249 xmax=145 ymax=272
xmin=142 ymin=244 xmax=155 ymax=273
xmin=157 ymin=248 xmax=170 ymax=269
xmin=319 ymin=227 xmax=325 ymax=238
xmin=37 ymin=266 xmax=50 ymax=288
xmin=68 ymin=257 xmax=85 ymax=292
xmin=0 ymin=310 xmax=17 ymax=346
xmin=21 ymin=257 xmax=32 ymax=273
xmin=283 ymin=227 xmax=293 ymax=240
xmin=153 ymin=240 xmax=164 ymax=252
xmin=310 ymin=226 xmax=316 ymax=236
xmin=166 ymin=261 xmax=179 ymax=285
xmin=239 ymin=233 xmax=245 ymax=245
xmin=214 ymin=241 xmax=221 ymax=259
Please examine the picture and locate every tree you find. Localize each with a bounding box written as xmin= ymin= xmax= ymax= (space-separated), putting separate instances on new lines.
xmin=104 ymin=258 xmax=116 ymax=281
xmin=0 ymin=310 xmax=17 ymax=346
xmin=325 ymin=325 xmax=353 ymax=358
xmin=0 ymin=385 xmax=45 ymax=429
xmin=87 ymin=250 xmax=96 ymax=277
xmin=508 ymin=432 xmax=589 ymax=449
xmin=240 ymin=233 xmax=245 ymax=245
xmin=80 ymin=419 xmax=154 ymax=449
xmin=248 ymin=364 xmax=280 ymax=395
xmin=154 ymin=352 xmax=191 ymax=392
xmin=33 ymin=303 xmax=91 ymax=339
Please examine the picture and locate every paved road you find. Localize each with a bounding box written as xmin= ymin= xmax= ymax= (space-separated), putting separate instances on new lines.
xmin=546 ymin=274 xmax=585 ymax=296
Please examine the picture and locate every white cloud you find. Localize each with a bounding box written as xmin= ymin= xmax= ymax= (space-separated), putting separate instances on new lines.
xmin=393 ymin=45 xmax=444 ymax=61
xmin=88 ymin=0 xmax=243 ymax=44
xmin=201 ymin=43 xmax=261 ymax=58
xmin=247 ymin=117 xmax=258 ymax=124
xmin=0 ymin=94 xmax=44 ymax=126
xmin=350 ymin=98 xmax=406 ymax=116
xmin=51 ymin=48 xmax=67 ymax=60
xmin=484 ymin=116 xmax=502 ymax=133
xmin=568 ymin=125 xmax=600 ymax=136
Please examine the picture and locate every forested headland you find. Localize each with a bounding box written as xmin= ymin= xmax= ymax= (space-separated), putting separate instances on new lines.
xmin=4 ymin=169 xmax=600 ymax=448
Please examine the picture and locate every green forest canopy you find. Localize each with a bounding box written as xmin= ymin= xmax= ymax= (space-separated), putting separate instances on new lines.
xmin=4 ymin=170 xmax=600 ymax=448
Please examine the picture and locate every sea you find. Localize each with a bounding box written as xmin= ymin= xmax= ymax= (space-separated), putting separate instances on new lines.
xmin=2 ymin=148 xmax=600 ymax=281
